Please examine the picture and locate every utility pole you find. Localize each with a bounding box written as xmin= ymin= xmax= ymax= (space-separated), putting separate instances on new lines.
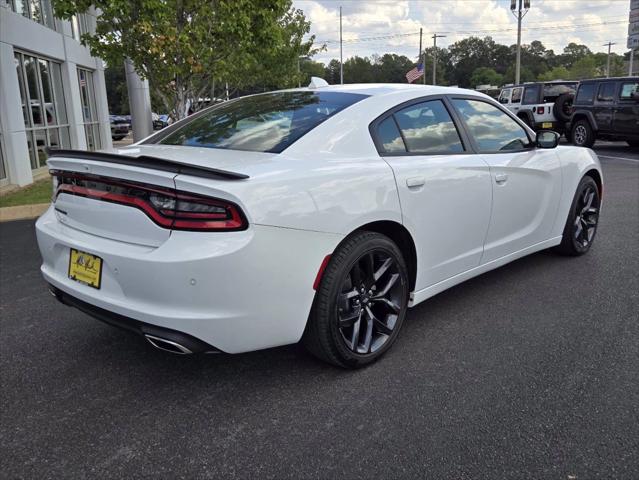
xmin=432 ymin=34 xmax=446 ymax=85
xmin=419 ymin=28 xmax=424 ymax=84
xmin=630 ymin=49 xmax=635 ymax=77
xmin=297 ymin=56 xmax=301 ymax=88
xmin=510 ymin=0 xmax=530 ymax=85
xmin=339 ymin=6 xmax=343 ymax=84
xmin=603 ymin=41 xmax=616 ymax=77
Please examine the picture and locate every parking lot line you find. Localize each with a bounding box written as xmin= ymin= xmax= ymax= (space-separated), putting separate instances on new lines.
xmin=598 ymin=155 xmax=639 ymax=164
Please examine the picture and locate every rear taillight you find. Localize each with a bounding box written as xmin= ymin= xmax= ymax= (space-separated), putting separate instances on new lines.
xmin=50 ymin=170 xmax=247 ymax=231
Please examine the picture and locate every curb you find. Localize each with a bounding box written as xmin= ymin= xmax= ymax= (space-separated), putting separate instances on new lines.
xmin=0 ymin=203 xmax=50 ymax=223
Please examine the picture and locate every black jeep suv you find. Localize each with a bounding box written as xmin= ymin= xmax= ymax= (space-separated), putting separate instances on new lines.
xmin=569 ymin=77 xmax=639 ymax=148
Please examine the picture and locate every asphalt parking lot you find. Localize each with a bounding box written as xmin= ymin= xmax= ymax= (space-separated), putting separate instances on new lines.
xmin=1 ymin=143 xmax=638 ymax=479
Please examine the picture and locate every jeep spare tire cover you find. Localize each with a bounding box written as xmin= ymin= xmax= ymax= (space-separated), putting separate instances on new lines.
xmin=553 ymin=93 xmax=574 ymax=122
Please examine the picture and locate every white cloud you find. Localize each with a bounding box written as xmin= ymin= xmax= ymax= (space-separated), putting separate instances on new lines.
xmin=295 ymin=0 xmax=632 ymax=64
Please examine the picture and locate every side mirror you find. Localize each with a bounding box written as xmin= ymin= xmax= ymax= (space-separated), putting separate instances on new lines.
xmin=536 ymin=130 xmax=560 ymax=149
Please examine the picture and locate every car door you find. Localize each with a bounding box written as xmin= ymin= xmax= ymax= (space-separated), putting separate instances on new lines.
xmin=613 ymin=80 xmax=639 ymax=134
xmin=509 ymin=87 xmax=523 ymax=114
xmin=449 ymin=97 xmax=562 ymax=264
xmin=372 ymin=98 xmax=492 ymax=290
xmin=594 ymin=81 xmax=616 ymax=132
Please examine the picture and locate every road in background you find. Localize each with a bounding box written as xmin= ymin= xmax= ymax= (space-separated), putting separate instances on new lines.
xmin=1 ymin=145 xmax=637 ymax=478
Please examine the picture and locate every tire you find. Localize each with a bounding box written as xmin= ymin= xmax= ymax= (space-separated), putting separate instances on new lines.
xmin=303 ymin=231 xmax=409 ymax=368
xmin=553 ymin=93 xmax=574 ymax=123
xmin=518 ymin=114 xmax=532 ymax=128
xmin=571 ymin=119 xmax=595 ymax=148
xmin=555 ymin=175 xmax=600 ymax=256
xmin=112 ymin=135 xmax=125 ymax=141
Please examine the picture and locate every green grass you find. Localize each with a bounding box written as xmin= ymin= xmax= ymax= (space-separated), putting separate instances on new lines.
xmin=0 ymin=179 xmax=52 ymax=208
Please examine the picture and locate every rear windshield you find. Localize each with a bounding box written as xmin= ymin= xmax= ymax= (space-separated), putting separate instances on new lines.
xmin=543 ymin=82 xmax=577 ymax=102
xmin=152 ymin=91 xmax=368 ymax=153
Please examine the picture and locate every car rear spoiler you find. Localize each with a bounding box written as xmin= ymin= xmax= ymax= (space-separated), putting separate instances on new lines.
xmin=45 ymin=148 xmax=249 ymax=180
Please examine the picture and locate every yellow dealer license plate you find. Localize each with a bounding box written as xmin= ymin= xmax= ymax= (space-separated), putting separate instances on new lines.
xmin=68 ymin=248 xmax=103 ymax=289
xmin=542 ymin=122 xmax=553 ymax=129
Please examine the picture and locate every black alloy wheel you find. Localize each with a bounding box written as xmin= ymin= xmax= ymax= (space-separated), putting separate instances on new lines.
xmin=556 ymin=175 xmax=600 ymax=256
xmin=304 ymin=231 xmax=409 ymax=368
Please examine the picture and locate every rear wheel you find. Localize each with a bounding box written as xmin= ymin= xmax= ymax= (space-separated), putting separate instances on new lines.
xmin=303 ymin=231 xmax=409 ymax=368
xmin=555 ymin=176 xmax=600 ymax=256
xmin=571 ymin=119 xmax=595 ymax=148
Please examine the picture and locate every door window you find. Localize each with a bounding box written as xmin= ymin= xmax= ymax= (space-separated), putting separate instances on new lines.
xmin=392 ymin=100 xmax=464 ymax=154
xmin=498 ymin=89 xmax=511 ymax=104
xmin=451 ymin=99 xmax=531 ymax=153
xmin=511 ymin=88 xmax=523 ymax=104
xmin=597 ymin=83 xmax=616 ymax=102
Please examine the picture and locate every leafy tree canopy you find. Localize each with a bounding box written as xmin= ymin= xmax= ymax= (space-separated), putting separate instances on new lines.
xmin=53 ymin=0 xmax=317 ymax=119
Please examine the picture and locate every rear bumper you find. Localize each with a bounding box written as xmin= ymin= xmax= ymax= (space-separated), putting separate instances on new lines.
xmin=36 ymin=206 xmax=343 ymax=353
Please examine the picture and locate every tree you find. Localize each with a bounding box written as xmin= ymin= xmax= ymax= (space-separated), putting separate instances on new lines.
xmin=374 ymin=54 xmax=414 ymax=83
xmin=538 ymin=66 xmax=570 ymax=81
xmin=52 ymin=0 xmax=317 ymax=120
xmin=343 ymin=56 xmax=374 ymax=83
xmin=570 ymin=56 xmax=597 ymax=79
xmin=104 ymin=65 xmax=129 ymax=114
xmin=470 ymin=67 xmax=503 ymax=88
xmin=324 ymin=59 xmax=341 ymax=84
xmin=559 ymin=43 xmax=592 ymax=69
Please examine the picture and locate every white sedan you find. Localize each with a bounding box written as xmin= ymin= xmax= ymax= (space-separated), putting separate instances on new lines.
xmin=36 ymin=82 xmax=603 ymax=368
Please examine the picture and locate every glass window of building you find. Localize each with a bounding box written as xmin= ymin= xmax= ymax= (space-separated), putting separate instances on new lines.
xmin=77 ymin=68 xmax=102 ymax=151
xmin=14 ymin=51 xmax=70 ymax=169
xmin=71 ymin=13 xmax=90 ymax=41
xmin=7 ymin=0 xmax=55 ymax=29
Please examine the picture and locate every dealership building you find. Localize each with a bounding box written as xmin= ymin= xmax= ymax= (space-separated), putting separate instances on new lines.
xmin=0 ymin=0 xmax=111 ymax=189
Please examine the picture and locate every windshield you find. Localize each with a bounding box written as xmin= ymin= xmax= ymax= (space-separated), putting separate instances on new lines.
xmin=152 ymin=91 xmax=368 ymax=153
xmin=543 ymin=82 xmax=577 ymax=102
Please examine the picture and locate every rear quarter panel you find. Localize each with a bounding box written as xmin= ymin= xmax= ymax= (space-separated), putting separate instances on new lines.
xmin=550 ymin=145 xmax=603 ymax=237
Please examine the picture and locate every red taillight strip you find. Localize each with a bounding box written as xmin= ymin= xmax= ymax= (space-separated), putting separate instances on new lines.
xmin=51 ymin=171 xmax=247 ymax=231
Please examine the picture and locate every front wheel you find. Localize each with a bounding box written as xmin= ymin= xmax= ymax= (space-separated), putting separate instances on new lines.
xmin=303 ymin=231 xmax=409 ymax=368
xmin=555 ymin=176 xmax=600 ymax=256
xmin=571 ymin=119 xmax=595 ymax=148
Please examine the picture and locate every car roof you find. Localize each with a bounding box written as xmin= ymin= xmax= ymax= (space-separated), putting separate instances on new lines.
xmin=297 ymin=83 xmax=484 ymax=99
xmin=578 ymin=76 xmax=639 ymax=83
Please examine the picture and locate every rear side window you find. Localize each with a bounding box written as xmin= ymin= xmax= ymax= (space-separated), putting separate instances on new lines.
xmin=522 ymin=86 xmax=540 ymax=104
xmin=619 ymin=82 xmax=639 ymax=100
xmin=153 ymin=91 xmax=368 ymax=153
xmin=451 ymin=98 xmax=531 ymax=153
xmin=392 ymin=100 xmax=464 ymax=154
xmin=575 ymin=84 xmax=596 ymax=104
xmin=377 ymin=117 xmax=405 ymax=153
xmin=597 ymin=83 xmax=616 ymax=102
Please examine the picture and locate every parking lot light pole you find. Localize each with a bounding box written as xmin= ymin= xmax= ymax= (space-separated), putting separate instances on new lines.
xmin=432 ymin=34 xmax=446 ymax=85
xmin=340 ymin=6 xmax=343 ymax=85
xmin=510 ymin=0 xmax=530 ymax=85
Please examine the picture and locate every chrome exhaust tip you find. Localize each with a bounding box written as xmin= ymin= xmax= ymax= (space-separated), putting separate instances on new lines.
xmin=144 ymin=334 xmax=193 ymax=355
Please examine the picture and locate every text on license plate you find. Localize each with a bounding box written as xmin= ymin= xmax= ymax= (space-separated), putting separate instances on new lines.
xmin=542 ymin=122 xmax=553 ymax=129
xmin=68 ymin=248 xmax=103 ymax=289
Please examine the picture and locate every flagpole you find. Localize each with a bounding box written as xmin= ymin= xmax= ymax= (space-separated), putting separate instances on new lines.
xmin=418 ymin=28 xmax=423 ymax=83
xmin=422 ymin=31 xmax=426 ymax=84
xmin=339 ymin=6 xmax=343 ymax=85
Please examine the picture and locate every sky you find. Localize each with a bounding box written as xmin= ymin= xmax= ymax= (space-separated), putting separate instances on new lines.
xmin=293 ymin=0 xmax=633 ymax=65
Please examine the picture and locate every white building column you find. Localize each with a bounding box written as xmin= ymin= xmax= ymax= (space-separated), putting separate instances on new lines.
xmin=93 ymin=59 xmax=112 ymax=150
xmin=125 ymin=59 xmax=153 ymax=142
xmin=0 ymin=41 xmax=33 ymax=186
xmin=60 ymin=60 xmax=87 ymax=150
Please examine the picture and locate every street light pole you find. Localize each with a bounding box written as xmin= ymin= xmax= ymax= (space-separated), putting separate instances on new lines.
xmin=510 ymin=0 xmax=530 ymax=85
xmin=339 ymin=6 xmax=343 ymax=85
xmin=432 ymin=34 xmax=446 ymax=85
xmin=603 ymin=41 xmax=616 ymax=77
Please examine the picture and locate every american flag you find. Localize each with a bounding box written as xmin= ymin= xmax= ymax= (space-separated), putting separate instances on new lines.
xmin=405 ymin=63 xmax=424 ymax=83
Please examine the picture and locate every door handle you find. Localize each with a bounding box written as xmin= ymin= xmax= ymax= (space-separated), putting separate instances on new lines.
xmin=406 ymin=176 xmax=425 ymax=188
xmin=495 ymin=173 xmax=508 ymax=184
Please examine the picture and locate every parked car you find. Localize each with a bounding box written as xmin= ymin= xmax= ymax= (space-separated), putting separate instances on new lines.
xmin=109 ymin=115 xmax=130 ymax=141
xmin=37 ymin=82 xmax=602 ymax=368
xmin=568 ymin=77 xmax=639 ymax=148
xmin=152 ymin=113 xmax=170 ymax=130
xmin=498 ymin=81 xmax=577 ymax=134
